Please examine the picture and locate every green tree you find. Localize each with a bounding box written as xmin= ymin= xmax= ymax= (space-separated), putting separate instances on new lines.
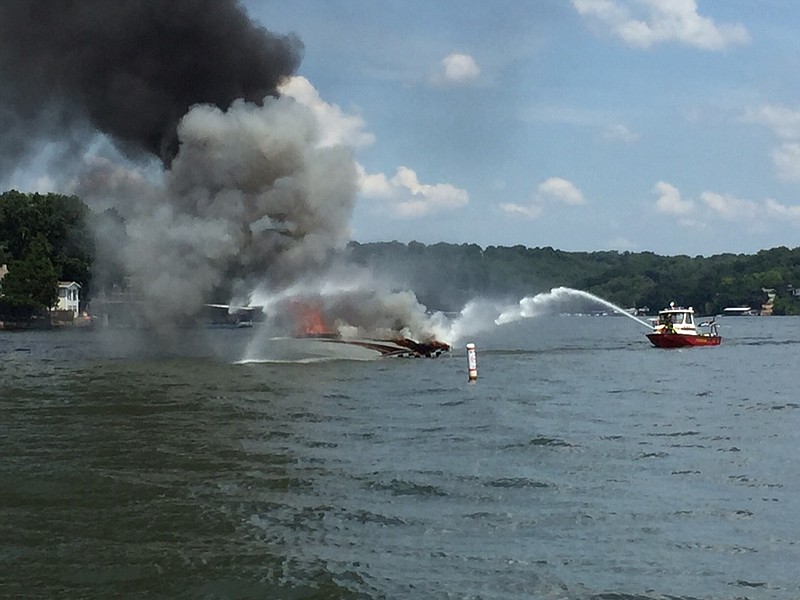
xmin=0 ymin=190 xmax=94 ymax=289
xmin=0 ymin=235 xmax=58 ymax=312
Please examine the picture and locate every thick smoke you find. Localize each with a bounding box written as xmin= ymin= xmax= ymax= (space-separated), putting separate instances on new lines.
xmin=0 ymin=1 xmax=356 ymax=326
xmin=0 ymin=0 xmax=302 ymax=169
xmin=84 ymin=98 xmax=358 ymax=326
xmin=0 ymin=1 xmax=448 ymax=342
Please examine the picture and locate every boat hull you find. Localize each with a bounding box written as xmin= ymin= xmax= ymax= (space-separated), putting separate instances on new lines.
xmin=646 ymin=332 xmax=721 ymax=348
xmin=272 ymin=334 xmax=450 ymax=360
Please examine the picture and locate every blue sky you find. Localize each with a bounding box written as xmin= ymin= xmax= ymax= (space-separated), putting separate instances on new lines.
xmin=241 ymin=0 xmax=800 ymax=256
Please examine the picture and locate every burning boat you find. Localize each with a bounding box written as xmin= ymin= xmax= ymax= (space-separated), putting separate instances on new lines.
xmin=293 ymin=333 xmax=450 ymax=358
xmin=284 ymin=299 xmax=450 ymax=359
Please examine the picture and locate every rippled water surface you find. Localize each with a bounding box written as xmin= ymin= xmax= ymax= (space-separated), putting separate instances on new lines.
xmin=2 ymin=316 xmax=799 ymax=599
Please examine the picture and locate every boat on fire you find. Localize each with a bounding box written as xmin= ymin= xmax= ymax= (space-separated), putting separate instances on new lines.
xmin=292 ymin=333 xmax=450 ymax=358
xmin=646 ymin=304 xmax=721 ymax=348
xmin=283 ymin=299 xmax=450 ymax=359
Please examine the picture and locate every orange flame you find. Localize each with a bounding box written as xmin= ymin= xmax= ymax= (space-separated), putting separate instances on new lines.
xmin=289 ymin=300 xmax=333 ymax=336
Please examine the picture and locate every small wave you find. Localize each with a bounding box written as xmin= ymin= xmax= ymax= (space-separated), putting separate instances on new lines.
xmin=528 ymin=436 xmax=574 ymax=447
xmin=485 ymin=477 xmax=551 ymax=489
xmin=636 ymin=451 xmax=668 ymax=459
xmin=737 ymin=338 xmax=800 ymax=347
xmin=504 ymin=436 xmax=576 ymax=450
xmin=345 ymin=510 xmax=410 ymax=527
xmin=365 ymin=478 xmax=448 ymax=497
xmin=770 ymin=403 xmax=800 ymax=410
xmin=589 ymin=594 xmax=690 ymax=600
xmin=322 ymin=392 xmax=352 ymax=400
xmin=648 ymin=431 xmax=700 ymax=438
xmin=736 ymin=579 xmax=767 ymax=588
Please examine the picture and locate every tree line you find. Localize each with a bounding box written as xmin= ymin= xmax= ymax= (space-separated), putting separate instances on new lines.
xmin=1 ymin=189 xmax=799 ymax=320
xmin=0 ymin=190 xmax=93 ymax=319
xmin=346 ymin=241 xmax=800 ymax=315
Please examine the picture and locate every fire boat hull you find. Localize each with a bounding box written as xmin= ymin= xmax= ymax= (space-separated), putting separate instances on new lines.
xmin=646 ymin=332 xmax=721 ymax=348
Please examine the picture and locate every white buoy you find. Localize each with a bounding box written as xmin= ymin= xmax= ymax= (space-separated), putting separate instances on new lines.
xmin=466 ymin=342 xmax=478 ymax=382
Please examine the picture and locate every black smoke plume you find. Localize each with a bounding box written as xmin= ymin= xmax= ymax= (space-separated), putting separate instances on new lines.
xmin=0 ymin=0 xmax=302 ymax=169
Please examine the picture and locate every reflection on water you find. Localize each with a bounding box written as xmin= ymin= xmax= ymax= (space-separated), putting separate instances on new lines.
xmin=2 ymin=317 xmax=800 ymax=599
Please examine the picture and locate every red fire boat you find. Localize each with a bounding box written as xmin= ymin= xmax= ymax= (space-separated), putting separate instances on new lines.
xmin=646 ymin=304 xmax=721 ymax=348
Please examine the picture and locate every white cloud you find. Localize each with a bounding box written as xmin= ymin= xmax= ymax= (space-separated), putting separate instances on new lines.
xmin=358 ymin=164 xmax=468 ymax=218
xmin=437 ymin=53 xmax=481 ymax=85
xmin=653 ymin=181 xmax=800 ymax=232
xmin=443 ymin=53 xmax=481 ymax=83
xmin=281 ymin=76 xmax=469 ymax=219
xmin=500 ymin=177 xmax=585 ymax=220
xmin=279 ymin=76 xmax=375 ymax=148
xmin=772 ymin=143 xmax=800 ymax=182
xmin=538 ymin=177 xmax=585 ymax=205
xmin=764 ymin=198 xmax=800 ymax=225
xmin=573 ymin=0 xmax=750 ymax=51
xmin=744 ymin=105 xmax=800 ymax=182
xmin=653 ymin=181 xmax=694 ymax=215
xmin=602 ymin=123 xmax=639 ymax=143
xmin=356 ymin=164 xmax=392 ymax=198
xmin=700 ymin=191 xmax=759 ymax=221
xmin=499 ymin=202 xmax=544 ymax=220
xmin=743 ymin=105 xmax=800 ymax=139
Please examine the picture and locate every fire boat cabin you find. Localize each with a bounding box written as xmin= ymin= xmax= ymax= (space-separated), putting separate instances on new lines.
xmin=646 ymin=304 xmax=721 ymax=348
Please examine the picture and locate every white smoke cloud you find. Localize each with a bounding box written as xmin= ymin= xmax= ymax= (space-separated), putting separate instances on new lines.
xmin=247 ymin=264 xmax=453 ymax=344
xmin=573 ymin=0 xmax=750 ymax=51
xmin=61 ymin=73 xmax=467 ymax=342
xmin=278 ymin=76 xmax=375 ymax=149
xmin=78 ymin=95 xmax=358 ymax=327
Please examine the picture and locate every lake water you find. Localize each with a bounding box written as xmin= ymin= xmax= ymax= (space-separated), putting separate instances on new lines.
xmin=2 ymin=315 xmax=799 ymax=599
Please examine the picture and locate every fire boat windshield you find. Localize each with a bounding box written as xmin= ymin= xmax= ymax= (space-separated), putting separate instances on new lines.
xmin=658 ymin=312 xmax=693 ymax=326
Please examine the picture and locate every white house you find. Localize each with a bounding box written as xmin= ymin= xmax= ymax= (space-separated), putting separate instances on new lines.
xmin=56 ymin=281 xmax=81 ymax=316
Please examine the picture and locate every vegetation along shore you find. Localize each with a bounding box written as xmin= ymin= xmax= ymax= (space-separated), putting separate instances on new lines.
xmin=2 ymin=190 xmax=799 ymax=328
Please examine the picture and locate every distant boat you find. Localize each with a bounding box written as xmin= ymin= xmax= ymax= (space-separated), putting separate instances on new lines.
xmin=646 ymin=304 xmax=721 ymax=348
xmin=722 ymin=306 xmax=757 ymax=316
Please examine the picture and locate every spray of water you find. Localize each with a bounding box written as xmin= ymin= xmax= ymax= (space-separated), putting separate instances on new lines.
xmin=498 ymin=287 xmax=652 ymax=328
xmin=440 ymin=286 xmax=652 ymax=345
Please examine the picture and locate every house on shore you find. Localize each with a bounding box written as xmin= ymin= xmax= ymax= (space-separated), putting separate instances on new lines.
xmin=55 ymin=281 xmax=81 ymax=317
